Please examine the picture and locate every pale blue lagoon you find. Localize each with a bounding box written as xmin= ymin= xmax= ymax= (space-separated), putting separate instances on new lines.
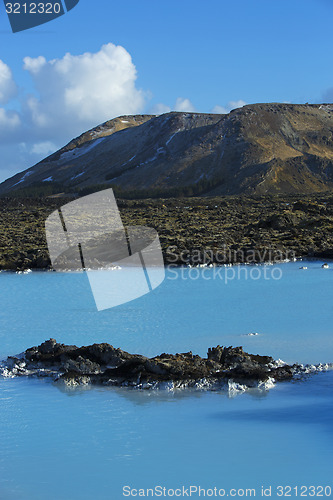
xmin=0 ymin=261 xmax=333 ymax=499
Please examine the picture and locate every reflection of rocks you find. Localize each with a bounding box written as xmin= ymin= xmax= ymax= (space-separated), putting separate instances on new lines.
xmin=1 ymin=339 xmax=332 ymax=393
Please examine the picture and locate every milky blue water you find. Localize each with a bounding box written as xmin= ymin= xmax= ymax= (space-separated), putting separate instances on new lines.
xmin=0 ymin=261 xmax=333 ymax=499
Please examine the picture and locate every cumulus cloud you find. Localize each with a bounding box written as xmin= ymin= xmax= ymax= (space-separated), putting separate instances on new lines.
xmin=150 ymin=102 xmax=172 ymax=115
xmin=30 ymin=141 xmax=57 ymax=156
xmin=0 ymin=43 xmax=148 ymax=181
xmin=150 ymin=97 xmax=196 ymax=115
xmin=0 ymin=108 xmax=20 ymax=133
xmin=152 ymin=98 xmax=245 ymax=116
xmin=22 ymin=43 xmax=146 ymax=139
xmin=174 ymin=97 xmax=196 ymax=112
xmin=212 ymin=99 xmax=247 ymax=114
xmin=0 ymin=60 xmax=17 ymax=105
xmin=0 ymin=43 xmax=249 ymax=183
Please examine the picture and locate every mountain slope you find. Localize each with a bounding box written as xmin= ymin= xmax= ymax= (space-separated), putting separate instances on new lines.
xmin=1 ymin=103 xmax=333 ymax=197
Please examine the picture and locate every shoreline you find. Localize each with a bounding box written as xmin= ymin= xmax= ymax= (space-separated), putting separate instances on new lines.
xmin=0 ymin=256 xmax=332 ymax=274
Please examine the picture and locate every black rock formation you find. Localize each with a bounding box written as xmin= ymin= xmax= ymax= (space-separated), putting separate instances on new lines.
xmin=1 ymin=339 xmax=303 ymax=391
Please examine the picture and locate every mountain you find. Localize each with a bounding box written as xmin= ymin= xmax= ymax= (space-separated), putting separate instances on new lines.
xmin=1 ymin=103 xmax=333 ymax=198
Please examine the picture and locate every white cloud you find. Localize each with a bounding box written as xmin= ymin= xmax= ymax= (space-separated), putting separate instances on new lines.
xmin=0 ymin=44 xmax=249 ymax=183
xmin=31 ymin=141 xmax=57 ymax=156
xmin=0 ymin=43 xmax=150 ymax=181
xmin=150 ymin=97 xmax=196 ymax=115
xmin=211 ymin=105 xmax=228 ymax=114
xmin=153 ymin=97 xmax=245 ymax=116
xmin=23 ymin=43 xmax=146 ymax=139
xmin=0 ymin=44 xmax=148 ymax=181
xmin=0 ymin=108 xmax=20 ymax=131
xmin=212 ymin=99 xmax=247 ymax=114
xmin=229 ymin=99 xmax=247 ymax=110
xmin=174 ymin=97 xmax=196 ymax=112
xmin=0 ymin=60 xmax=17 ymax=105
xmin=24 ymin=56 xmax=47 ymax=75
xmin=150 ymin=103 xmax=172 ymax=115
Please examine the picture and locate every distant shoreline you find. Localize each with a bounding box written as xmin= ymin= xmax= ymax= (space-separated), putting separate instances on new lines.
xmin=1 ymin=257 xmax=332 ymax=275
xmin=1 ymin=194 xmax=333 ymax=271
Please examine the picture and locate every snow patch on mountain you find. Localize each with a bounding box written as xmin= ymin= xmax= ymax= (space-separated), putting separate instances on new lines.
xmin=71 ymin=171 xmax=85 ymax=181
xmin=135 ymin=147 xmax=166 ymax=168
xmin=12 ymin=170 xmax=33 ymax=187
xmin=319 ymin=105 xmax=333 ymax=112
xmin=60 ymin=138 xmax=105 ymax=162
xmin=166 ymin=129 xmax=182 ymax=146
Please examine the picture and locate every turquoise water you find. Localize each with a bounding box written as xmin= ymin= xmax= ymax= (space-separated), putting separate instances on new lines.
xmin=1 ymin=261 xmax=333 ymax=499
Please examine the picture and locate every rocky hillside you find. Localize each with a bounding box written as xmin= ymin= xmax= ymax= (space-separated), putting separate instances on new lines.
xmin=1 ymin=103 xmax=333 ymax=197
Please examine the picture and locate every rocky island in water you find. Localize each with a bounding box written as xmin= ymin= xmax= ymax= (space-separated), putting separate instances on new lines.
xmin=1 ymin=339 xmax=331 ymax=393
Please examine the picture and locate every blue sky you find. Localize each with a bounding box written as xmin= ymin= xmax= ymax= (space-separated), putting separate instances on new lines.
xmin=0 ymin=0 xmax=332 ymax=181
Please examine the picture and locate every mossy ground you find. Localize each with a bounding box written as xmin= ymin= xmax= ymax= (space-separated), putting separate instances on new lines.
xmin=1 ymin=194 xmax=333 ymax=270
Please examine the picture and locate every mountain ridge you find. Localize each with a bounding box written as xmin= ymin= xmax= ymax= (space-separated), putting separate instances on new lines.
xmin=1 ymin=103 xmax=333 ymax=197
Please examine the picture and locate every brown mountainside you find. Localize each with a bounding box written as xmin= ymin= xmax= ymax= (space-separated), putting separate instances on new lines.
xmin=1 ymin=103 xmax=333 ymax=197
